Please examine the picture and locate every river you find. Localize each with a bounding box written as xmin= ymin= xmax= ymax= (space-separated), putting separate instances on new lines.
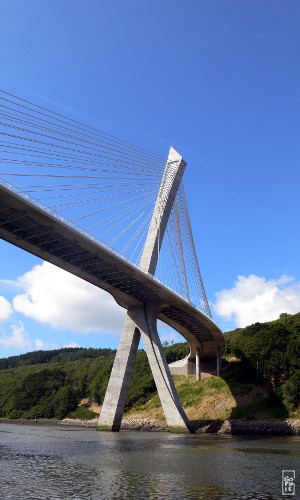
xmin=0 ymin=422 xmax=299 ymax=499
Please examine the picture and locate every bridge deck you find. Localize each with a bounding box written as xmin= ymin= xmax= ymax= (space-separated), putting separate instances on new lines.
xmin=0 ymin=182 xmax=224 ymax=357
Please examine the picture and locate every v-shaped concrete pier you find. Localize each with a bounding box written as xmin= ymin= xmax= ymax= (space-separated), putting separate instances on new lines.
xmin=98 ymin=148 xmax=193 ymax=433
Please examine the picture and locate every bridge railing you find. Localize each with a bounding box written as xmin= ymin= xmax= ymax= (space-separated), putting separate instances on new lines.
xmin=0 ymin=178 xmax=218 ymax=327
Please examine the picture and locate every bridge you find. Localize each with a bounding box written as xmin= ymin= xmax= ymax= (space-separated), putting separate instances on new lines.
xmin=0 ymin=90 xmax=225 ymax=433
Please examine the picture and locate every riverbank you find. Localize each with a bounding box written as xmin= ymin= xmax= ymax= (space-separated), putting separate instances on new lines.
xmin=62 ymin=416 xmax=168 ymax=431
xmin=60 ymin=417 xmax=300 ymax=435
xmin=0 ymin=418 xmax=60 ymax=426
xmin=1 ymin=416 xmax=299 ymax=434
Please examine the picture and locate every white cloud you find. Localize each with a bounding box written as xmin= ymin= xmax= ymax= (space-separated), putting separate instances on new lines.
xmin=0 ymin=279 xmax=25 ymax=290
xmin=34 ymin=338 xmax=46 ymax=350
xmin=0 ymin=322 xmax=58 ymax=352
xmin=0 ymin=296 xmax=13 ymax=323
xmin=0 ymin=321 xmax=31 ymax=350
xmin=33 ymin=338 xmax=58 ymax=350
xmin=213 ymin=274 xmax=300 ymax=328
xmin=63 ymin=341 xmax=79 ymax=348
xmin=13 ymin=262 xmax=126 ymax=334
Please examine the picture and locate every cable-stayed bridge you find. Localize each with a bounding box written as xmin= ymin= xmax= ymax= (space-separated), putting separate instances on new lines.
xmin=0 ymin=91 xmax=224 ymax=433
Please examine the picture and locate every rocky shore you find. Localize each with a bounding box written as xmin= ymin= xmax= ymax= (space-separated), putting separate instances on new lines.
xmin=61 ymin=418 xmax=99 ymax=428
xmin=61 ymin=417 xmax=168 ymax=431
xmin=194 ymin=419 xmax=300 ymax=435
xmin=61 ymin=417 xmax=300 ymax=435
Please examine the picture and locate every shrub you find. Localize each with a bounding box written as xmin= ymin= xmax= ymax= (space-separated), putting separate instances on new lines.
xmin=282 ymin=370 xmax=300 ymax=411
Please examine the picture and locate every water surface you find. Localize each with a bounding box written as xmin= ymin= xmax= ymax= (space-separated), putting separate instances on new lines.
xmin=0 ymin=423 xmax=299 ymax=499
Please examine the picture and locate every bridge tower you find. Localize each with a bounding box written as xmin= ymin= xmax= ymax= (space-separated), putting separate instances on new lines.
xmin=98 ymin=148 xmax=193 ymax=433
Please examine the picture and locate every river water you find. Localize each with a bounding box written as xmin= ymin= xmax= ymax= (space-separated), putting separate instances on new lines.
xmin=0 ymin=423 xmax=299 ymax=499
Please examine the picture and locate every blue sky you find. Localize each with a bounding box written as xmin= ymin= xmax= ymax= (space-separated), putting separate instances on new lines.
xmin=0 ymin=0 xmax=299 ymax=357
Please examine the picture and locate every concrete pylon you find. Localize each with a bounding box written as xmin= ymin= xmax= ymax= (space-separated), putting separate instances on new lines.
xmin=139 ymin=147 xmax=186 ymax=275
xmin=98 ymin=147 xmax=192 ymax=433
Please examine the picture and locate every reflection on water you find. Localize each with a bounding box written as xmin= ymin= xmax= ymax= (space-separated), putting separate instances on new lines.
xmin=0 ymin=423 xmax=299 ymax=499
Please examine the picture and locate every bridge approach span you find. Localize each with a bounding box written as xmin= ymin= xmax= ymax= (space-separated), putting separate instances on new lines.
xmin=0 ymin=181 xmax=224 ymax=359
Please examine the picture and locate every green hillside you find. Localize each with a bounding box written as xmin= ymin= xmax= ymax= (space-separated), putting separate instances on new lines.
xmin=0 ymin=312 xmax=299 ymax=422
xmin=224 ymin=311 xmax=300 ymax=414
xmin=0 ymin=343 xmax=189 ymax=420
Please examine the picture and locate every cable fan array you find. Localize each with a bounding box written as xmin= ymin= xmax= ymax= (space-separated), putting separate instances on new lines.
xmin=0 ymin=90 xmax=166 ymax=264
xmin=0 ymin=90 xmax=211 ymax=316
xmin=156 ymin=182 xmax=211 ymax=317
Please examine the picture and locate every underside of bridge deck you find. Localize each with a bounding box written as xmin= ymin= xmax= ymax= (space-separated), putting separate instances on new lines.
xmin=0 ymin=150 xmax=224 ymax=434
xmin=0 ymin=183 xmax=224 ymax=356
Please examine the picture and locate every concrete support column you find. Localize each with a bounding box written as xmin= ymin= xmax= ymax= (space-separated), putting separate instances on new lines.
xmin=195 ymin=348 xmax=201 ymax=381
xmin=140 ymin=304 xmax=192 ymax=433
xmin=97 ymin=312 xmax=140 ymax=431
xmin=216 ymin=346 xmax=222 ymax=376
xmin=98 ymin=304 xmax=193 ymax=433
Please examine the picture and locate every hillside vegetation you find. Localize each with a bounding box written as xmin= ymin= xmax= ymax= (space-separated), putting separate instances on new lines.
xmin=0 ymin=343 xmax=188 ymax=420
xmin=0 ymin=313 xmax=299 ymax=422
xmin=225 ymin=312 xmax=300 ymax=414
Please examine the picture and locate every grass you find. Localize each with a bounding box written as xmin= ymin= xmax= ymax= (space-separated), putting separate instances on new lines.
xmin=67 ymin=406 xmax=98 ymax=420
xmin=230 ymin=392 xmax=289 ymax=420
xmin=127 ymin=375 xmax=235 ymax=421
xmin=174 ymin=376 xmax=231 ymax=407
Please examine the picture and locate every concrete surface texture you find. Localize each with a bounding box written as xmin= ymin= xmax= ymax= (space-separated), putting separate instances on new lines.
xmin=98 ymin=304 xmax=192 ymax=432
xmin=98 ymin=147 xmax=193 ymax=433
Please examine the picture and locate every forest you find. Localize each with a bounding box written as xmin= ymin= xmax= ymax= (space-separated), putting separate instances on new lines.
xmin=224 ymin=312 xmax=300 ymax=413
xmin=0 ymin=313 xmax=298 ymax=421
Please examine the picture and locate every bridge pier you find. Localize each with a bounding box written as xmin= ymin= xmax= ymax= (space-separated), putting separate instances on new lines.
xmin=98 ymin=304 xmax=193 ymax=433
xmin=195 ymin=347 xmax=201 ymax=381
xmin=97 ymin=312 xmax=141 ymax=431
